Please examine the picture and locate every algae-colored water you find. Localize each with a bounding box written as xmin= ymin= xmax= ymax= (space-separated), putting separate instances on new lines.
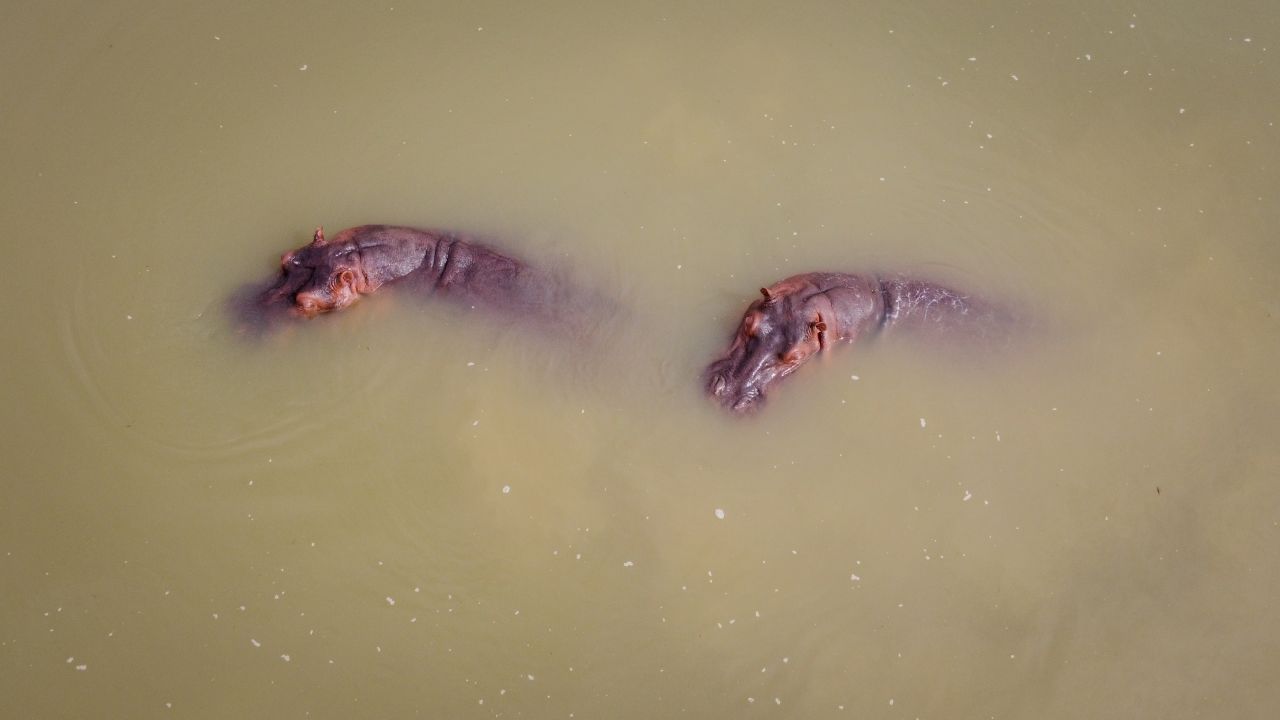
xmin=3 ymin=2 xmax=1278 ymax=718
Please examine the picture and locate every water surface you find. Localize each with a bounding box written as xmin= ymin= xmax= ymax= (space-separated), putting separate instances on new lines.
xmin=2 ymin=1 xmax=1278 ymax=718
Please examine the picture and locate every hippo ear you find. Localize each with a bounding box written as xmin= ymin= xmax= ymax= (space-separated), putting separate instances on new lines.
xmin=312 ymin=226 xmax=326 ymax=245
xmin=760 ymin=287 xmax=773 ymax=303
xmin=811 ymin=313 xmax=828 ymax=349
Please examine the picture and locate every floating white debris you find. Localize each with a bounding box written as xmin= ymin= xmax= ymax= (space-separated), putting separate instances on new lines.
xmin=280 ymin=654 xmax=291 ymax=662
xmin=299 ymin=64 xmax=308 ymax=71
xmin=850 ymin=374 xmax=859 ymax=380
xmin=920 ymin=418 xmax=927 ymax=428
xmin=850 ymin=573 xmax=861 ymax=581
xmin=714 ymin=508 xmax=726 ymax=520
xmin=250 ymin=638 xmax=261 ymax=648
xmin=75 ymin=664 xmax=86 ymax=671
xmin=386 ymin=597 xmax=396 ymax=606
xmin=623 ymin=560 xmax=635 ymax=567
xmin=502 ymin=485 xmax=511 ymax=494
xmin=963 ymin=490 xmax=973 ymax=501
xmin=472 ymin=420 xmax=479 ymax=427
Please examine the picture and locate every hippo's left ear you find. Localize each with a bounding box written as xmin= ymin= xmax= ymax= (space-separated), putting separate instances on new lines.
xmin=311 ymin=226 xmax=326 ymax=246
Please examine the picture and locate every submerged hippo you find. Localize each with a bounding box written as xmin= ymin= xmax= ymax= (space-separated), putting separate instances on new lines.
xmin=704 ymin=272 xmax=1006 ymax=414
xmin=263 ymin=225 xmax=533 ymax=315
xmin=238 ymin=225 xmax=596 ymax=335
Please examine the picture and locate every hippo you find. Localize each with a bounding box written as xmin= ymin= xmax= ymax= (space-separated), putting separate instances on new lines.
xmin=260 ymin=225 xmax=532 ymax=314
xmin=236 ymin=225 xmax=600 ymax=337
xmin=704 ymin=273 xmax=1006 ymax=414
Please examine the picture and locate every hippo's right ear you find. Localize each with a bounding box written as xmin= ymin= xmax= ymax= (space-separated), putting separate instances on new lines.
xmin=311 ymin=226 xmax=326 ymax=245
xmin=759 ymin=287 xmax=773 ymax=303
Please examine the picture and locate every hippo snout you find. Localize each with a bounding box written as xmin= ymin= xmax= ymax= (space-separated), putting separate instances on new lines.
xmin=705 ymin=369 xmax=764 ymax=414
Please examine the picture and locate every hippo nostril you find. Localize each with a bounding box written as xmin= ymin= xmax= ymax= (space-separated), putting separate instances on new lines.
xmin=295 ymin=294 xmax=320 ymax=316
xmin=711 ymin=374 xmax=727 ymax=396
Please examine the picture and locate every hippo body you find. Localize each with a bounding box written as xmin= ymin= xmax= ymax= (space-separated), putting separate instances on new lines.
xmin=253 ymin=225 xmax=583 ymax=331
xmin=705 ymin=272 xmax=1003 ymax=413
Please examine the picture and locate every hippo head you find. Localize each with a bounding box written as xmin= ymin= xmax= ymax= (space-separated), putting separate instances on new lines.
xmin=262 ymin=227 xmax=370 ymax=318
xmin=704 ymin=286 xmax=827 ymax=414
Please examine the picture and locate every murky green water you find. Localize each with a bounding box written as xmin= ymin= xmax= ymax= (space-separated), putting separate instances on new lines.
xmin=3 ymin=1 xmax=1278 ymax=718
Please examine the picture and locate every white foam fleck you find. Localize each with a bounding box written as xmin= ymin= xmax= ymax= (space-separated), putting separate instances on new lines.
xmin=714 ymin=508 xmax=726 ymax=520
